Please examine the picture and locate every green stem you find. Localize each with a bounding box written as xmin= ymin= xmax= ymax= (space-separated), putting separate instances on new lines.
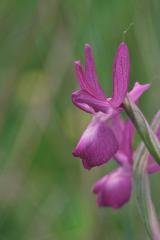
xmin=134 ymin=113 xmax=160 ymax=239
xmin=123 ymin=97 xmax=160 ymax=239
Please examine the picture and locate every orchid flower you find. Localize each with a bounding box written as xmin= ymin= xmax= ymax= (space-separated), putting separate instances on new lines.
xmin=92 ymin=167 xmax=132 ymax=209
xmin=93 ymin=113 xmax=160 ymax=209
xmin=72 ymin=42 xmax=150 ymax=169
xmin=92 ymin=115 xmax=134 ymax=208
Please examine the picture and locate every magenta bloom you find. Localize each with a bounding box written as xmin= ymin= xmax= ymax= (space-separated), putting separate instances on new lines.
xmin=93 ymin=167 xmax=132 ymax=208
xmin=72 ymin=42 xmax=150 ymax=169
xmin=92 ymin=113 xmax=160 ymax=209
xmin=92 ymin=115 xmax=134 ymax=208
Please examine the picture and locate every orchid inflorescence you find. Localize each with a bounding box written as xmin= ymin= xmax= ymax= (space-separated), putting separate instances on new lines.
xmin=71 ymin=42 xmax=160 ymax=211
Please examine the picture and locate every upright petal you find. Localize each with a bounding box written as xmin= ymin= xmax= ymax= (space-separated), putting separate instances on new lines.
xmin=74 ymin=61 xmax=87 ymax=90
xmin=92 ymin=167 xmax=132 ymax=208
xmin=72 ymin=90 xmax=112 ymax=114
xmin=72 ymin=113 xmax=119 ymax=169
xmin=111 ymin=42 xmax=130 ymax=108
xmin=129 ymin=82 xmax=150 ymax=102
xmin=84 ymin=44 xmax=106 ymax=99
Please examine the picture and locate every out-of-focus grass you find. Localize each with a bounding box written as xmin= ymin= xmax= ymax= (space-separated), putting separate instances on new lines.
xmin=0 ymin=0 xmax=159 ymax=239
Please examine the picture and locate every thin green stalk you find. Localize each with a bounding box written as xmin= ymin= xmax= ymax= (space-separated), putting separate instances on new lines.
xmin=123 ymin=97 xmax=160 ymax=239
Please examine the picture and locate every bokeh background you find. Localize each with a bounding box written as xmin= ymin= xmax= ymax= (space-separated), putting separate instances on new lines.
xmin=0 ymin=0 xmax=160 ymax=239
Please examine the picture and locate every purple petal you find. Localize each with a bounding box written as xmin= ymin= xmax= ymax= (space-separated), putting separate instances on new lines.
xmin=114 ymin=152 xmax=129 ymax=166
xmin=82 ymin=159 xmax=92 ymax=170
xmin=111 ymin=42 xmax=130 ymax=108
xmin=72 ymin=90 xmax=94 ymax=113
xmin=147 ymin=156 xmax=160 ymax=174
xmin=148 ymin=126 xmax=160 ymax=174
xmin=84 ymin=44 xmax=106 ymax=99
xmin=74 ymin=61 xmax=87 ymax=90
xmin=111 ymin=114 xmax=134 ymax=166
xmin=72 ymin=114 xmax=119 ymax=169
xmin=92 ymin=167 xmax=132 ymax=208
xmin=72 ymin=90 xmax=112 ymax=114
xmin=119 ymin=120 xmax=134 ymax=164
xmin=92 ymin=175 xmax=109 ymax=193
xmin=111 ymin=113 xmax=124 ymax=144
xmin=129 ymin=82 xmax=150 ymax=102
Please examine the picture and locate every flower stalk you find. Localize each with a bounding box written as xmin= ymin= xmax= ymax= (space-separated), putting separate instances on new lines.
xmin=124 ymin=96 xmax=160 ymax=239
xmin=134 ymin=111 xmax=160 ymax=240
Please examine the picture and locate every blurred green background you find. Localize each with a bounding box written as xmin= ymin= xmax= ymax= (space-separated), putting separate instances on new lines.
xmin=0 ymin=0 xmax=160 ymax=239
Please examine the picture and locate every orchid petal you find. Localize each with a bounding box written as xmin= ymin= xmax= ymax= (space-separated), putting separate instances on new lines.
xmin=93 ymin=167 xmax=132 ymax=208
xmin=92 ymin=175 xmax=109 ymax=193
xmin=73 ymin=114 xmax=119 ymax=169
xmin=111 ymin=114 xmax=134 ymax=166
xmin=82 ymin=159 xmax=92 ymax=170
xmin=111 ymin=42 xmax=130 ymax=108
xmin=147 ymin=156 xmax=160 ymax=174
xmin=74 ymin=61 xmax=87 ymax=90
xmin=119 ymin=120 xmax=134 ymax=164
xmin=148 ymin=126 xmax=160 ymax=174
xmin=84 ymin=44 xmax=106 ymax=99
xmin=72 ymin=90 xmax=112 ymax=114
xmin=129 ymin=82 xmax=150 ymax=102
xmin=111 ymin=113 xmax=124 ymax=144
xmin=72 ymin=90 xmax=94 ymax=113
xmin=114 ymin=152 xmax=129 ymax=166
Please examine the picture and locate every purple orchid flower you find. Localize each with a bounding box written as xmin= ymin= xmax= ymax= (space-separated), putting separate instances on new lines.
xmin=72 ymin=42 xmax=150 ymax=169
xmin=92 ymin=115 xmax=134 ymax=208
xmin=92 ymin=113 xmax=160 ymax=209
xmin=92 ymin=167 xmax=132 ymax=209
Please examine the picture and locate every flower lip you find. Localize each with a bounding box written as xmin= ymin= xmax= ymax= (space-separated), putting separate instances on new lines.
xmin=72 ymin=113 xmax=119 ymax=169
